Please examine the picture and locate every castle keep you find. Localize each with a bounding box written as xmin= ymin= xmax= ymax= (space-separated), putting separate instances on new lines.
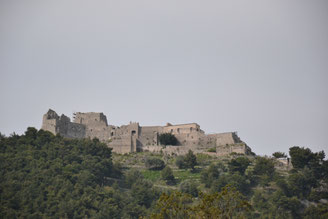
xmin=41 ymin=109 xmax=252 ymax=155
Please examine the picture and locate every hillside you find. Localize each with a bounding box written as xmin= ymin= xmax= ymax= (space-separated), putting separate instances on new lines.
xmin=1 ymin=128 xmax=328 ymax=218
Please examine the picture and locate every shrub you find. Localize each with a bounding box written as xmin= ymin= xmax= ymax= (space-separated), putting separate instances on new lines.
xmin=228 ymin=157 xmax=250 ymax=175
xmin=161 ymin=166 xmax=175 ymax=184
xmin=175 ymin=156 xmax=186 ymax=169
xmin=179 ymin=180 xmax=199 ymax=197
xmin=125 ymin=169 xmax=144 ymax=188
xmin=253 ymin=157 xmax=275 ymax=178
xmin=145 ymin=157 xmax=165 ymax=170
xmin=184 ymin=150 xmax=197 ymax=170
xmin=207 ymin=147 xmax=216 ymax=153
xmin=272 ymin=152 xmax=287 ymax=159
xmin=201 ymin=163 xmax=220 ymax=188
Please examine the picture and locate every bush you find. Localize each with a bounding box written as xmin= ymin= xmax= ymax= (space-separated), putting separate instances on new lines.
xmin=159 ymin=133 xmax=178 ymax=146
xmin=184 ymin=150 xmax=197 ymax=170
xmin=207 ymin=147 xmax=216 ymax=153
xmin=179 ymin=180 xmax=198 ymax=197
xmin=175 ymin=156 xmax=186 ymax=169
xmin=125 ymin=169 xmax=144 ymax=188
xmin=145 ymin=157 xmax=165 ymax=170
xmin=201 ymin=163 xmax=220 ymax=188
xmin=161 ymin=166 xmax=175 ymax=184
xmin=228 ymin=157 xmax=250 ymax=175
xmin=253 ymin=157 xmax=275 ymax=177
xmin=272 ymin=152 xmax=287 ymax=159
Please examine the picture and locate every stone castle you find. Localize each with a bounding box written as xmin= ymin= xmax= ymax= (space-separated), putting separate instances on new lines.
xmin=41 ymin=109 xmax=252 ymax=155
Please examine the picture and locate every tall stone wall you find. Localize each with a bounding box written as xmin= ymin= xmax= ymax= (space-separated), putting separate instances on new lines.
xmin=41 ymin=109 xmax=252 ymax=155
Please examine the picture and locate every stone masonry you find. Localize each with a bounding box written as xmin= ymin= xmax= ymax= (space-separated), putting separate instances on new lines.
xmin=41 ymin=109 xmax=252 ymax=155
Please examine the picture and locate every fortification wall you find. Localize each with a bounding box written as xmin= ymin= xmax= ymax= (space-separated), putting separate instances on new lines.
xmin=41 ymin=109 xmax=252 ymax=156
xmin=72 ymin=112 xmax=110 ymax=141
xmin=213 ymin=132 xmax=239 ymax=146
xmin=108 ymin=135 xmax=132 ymax=153
xmin=162 ymin=123 xmax=201 ymax=134
xmin=66 ymin=123 xmax=85 ymax=138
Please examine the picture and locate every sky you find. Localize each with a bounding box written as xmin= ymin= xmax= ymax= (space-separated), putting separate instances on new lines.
xmin=0 ymin=0 xmax=327 ymax=156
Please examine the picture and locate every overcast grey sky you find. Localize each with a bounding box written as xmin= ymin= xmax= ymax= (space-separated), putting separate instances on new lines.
xmin=1 ymin=0 xmax=327 ymax=156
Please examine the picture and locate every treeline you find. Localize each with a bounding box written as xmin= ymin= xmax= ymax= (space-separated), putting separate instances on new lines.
xmin=1 ymin=128 xmax=328 ymax=218
xmin=0 ymin=128 xmax=156 ymax=218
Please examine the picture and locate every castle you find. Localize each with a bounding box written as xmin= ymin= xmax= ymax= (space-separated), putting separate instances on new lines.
xmin=41 ymin=109 xmax=252 ymax=155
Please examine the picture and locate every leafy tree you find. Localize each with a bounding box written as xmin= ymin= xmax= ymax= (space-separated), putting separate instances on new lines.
xmin=151 ymin=185 xmax=251 ymax=219
xmin=270 ymin=191 xmax=303 ymax=218
xmin=184 ymin=150 xmax=197 ymax=170
xmin=201 ymin=163 xmax=220 ymax=188
xmin=158 ymin=133 xmax=178 ymax=146
xmin=253 ymin=157 xmax=275 ymax=181
xmin=303 ymin=203 xmax=328 ymax=219
xmin=130 ymin=179 xmax=155 ymax=208
xmin=175 ymin=155 xmax=186 ymax=169
xmin=228 ymin=157 xmax=250 ymax=175
xmin=193 ymin=185 xmax=251 ymax=219
xmin=145 ymin=157 xmax=165 ymax=170
xmin=125 ymin=169 xmax=144 ymax=188
xmin=272 ymin=151 xmax=287 ymax=158
xmin=150 ymin=191 xmax=193 ymax=219
xmin=179 ymin=180 xmax=198 ymax=197
xmin=161 ymin=166 xmax=175 ymax=184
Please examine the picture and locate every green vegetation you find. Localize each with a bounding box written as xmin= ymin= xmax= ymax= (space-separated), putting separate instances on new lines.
xmin=161 ymin=166 xmax=175 ymax=184
xmin=1 ymin=127 xmax=328 ymax=218
xmin=272 ymin=151 xmax=287 ymax=158
xmin=150 ymin=185 xmax=251 ymax=219
xmin=175 ymin=150 xmax=197 ymax=170
xmin=145 ymin=157 xmax=165 ymax=170
xmin=158 ymin=133 xmax=178 ymax=146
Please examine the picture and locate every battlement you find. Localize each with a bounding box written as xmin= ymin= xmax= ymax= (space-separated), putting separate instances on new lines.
xmin=41 ymin=109 xmax=251 ymax=155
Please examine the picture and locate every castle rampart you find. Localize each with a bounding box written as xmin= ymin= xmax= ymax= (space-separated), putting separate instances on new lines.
xmin=41 ymin=109 xmax=252 ymax=155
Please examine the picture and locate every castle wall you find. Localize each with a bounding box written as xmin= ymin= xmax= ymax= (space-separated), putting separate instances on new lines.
xmin=41 ymin=109 xmax=251 ymax=155
xmin=66 ymin=123 xmax=85 ymax=138
xmin=138 ymin=126 xmax=162 ymax=146
xmin=162 ymin=123 xmax=201 ymax=134
xmin=108 ymin=135 xmax=132 ymax=154
xmin=73 ymin=112 xmax=110 ymax=141
xmin=214 ymin=132 xmax=239 ymax=146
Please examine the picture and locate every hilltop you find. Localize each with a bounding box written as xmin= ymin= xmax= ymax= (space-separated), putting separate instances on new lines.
xmin=1 ymin=127 xmax=327 ymax=218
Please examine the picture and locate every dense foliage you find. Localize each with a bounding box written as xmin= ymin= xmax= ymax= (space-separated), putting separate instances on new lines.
xmin=145 ymin=157 xmax=165 ymax=170
xmin=0 ymin=128 xmax=157 ymax=218
xmin=1 ymin=128 xmax=328 ymax=218
xmin=151 ymin=185 xmax=251 ymax=219
xmin=175 ymin=150 xmax=197 ymax=170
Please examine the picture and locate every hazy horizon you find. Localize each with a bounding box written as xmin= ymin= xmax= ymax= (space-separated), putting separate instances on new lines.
xmin=1 ymin=0 xmax=327 ymax=156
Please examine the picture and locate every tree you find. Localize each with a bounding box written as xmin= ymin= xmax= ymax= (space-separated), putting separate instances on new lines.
xmin=193 ymin=185 xmax=251 ymax=219
xmin=179 ymin=180 xmax=198 ymax=197
xmin=130 ymin=179 xmax=155 ymax=208
xmin=125 ymin=169 xmax=144 ymax=188
xmin=184 ymin=150 xmax=197 ymax=170
xmin=289 ymin=146 xmax=315 ymax=169
xmin=253 ymin=157 xmax=275 ymax=178
xmin=161 ymin=166 xmax=175 ymax=184
xmin=228 ymin=157 xmax=250 ymax=175
xmin=150 ymin=191 xmax=193 ymax=219
xmin=158 ymin=133 xmax=178 ymax=146
xmin=145 ymin=157 xmax=165 ymax=170
xmin=201 ymin=163 xmax=220 ymax=188
xmin=272 ymin=152 xmax=287 ymax=159
xmin=151 ymin=185 xmax=251 ymax=219
xmin=175 ymin=156 xmax=186 ymax=169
